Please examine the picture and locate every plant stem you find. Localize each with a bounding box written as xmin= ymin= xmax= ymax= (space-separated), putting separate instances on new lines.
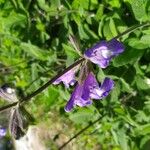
xmin=58 ymin=116 xmax=102 ymax=150
xmin=20 ymin=57 xmax=85 ymax=104
xmin=113 ymin=22 xmax=150 ymax=40
xmin=0 ymin=58 xmax=85 ymax=112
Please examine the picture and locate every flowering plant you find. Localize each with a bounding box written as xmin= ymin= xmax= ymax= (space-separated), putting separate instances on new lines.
xmin=53 ymin=39 xmax=124 ymax=111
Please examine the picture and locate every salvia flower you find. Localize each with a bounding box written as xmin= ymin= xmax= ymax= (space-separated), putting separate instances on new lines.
xmin=65 ymin=72 xmax=114 ymax=112
xmin=84 ymin=39 xmax=124 ymax=68
xmin=53 ymin=66 xmax=79 ymax=88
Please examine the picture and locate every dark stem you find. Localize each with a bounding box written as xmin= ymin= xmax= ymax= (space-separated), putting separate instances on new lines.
xmin=20 ymin=58 xmax=84 ymax=103
xmin=113 ymin=22 xmax=150 ymax=40
xmin=58 ymin=116 xmax=102 ymax=150
xmin=0 ymin=58 xmax=85 ymax=112
xmin=0 ymin=102 xmax=18 ymax=112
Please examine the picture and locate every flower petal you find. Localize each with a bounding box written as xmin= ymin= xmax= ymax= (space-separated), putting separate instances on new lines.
xmin=99 ymin=77 xmax=114 ymax=98
xmin=53 ymin=66 xmax=79 ymax=88
xmin=90 ymin=78 xmax=114 ymax=99
xmin=65 ymin=73 xmax=96 ymax=112
xmin=84 ymin=41 xmax=107 ymax=57
xmin=82 ymin=72 xmax=99 ymax=100
xmin=107 ymin=39 xmax=125 ymax=56
xmin=84 ymin=40 xmax=124 ymax=68
xmin=64 ymin=84 xmax=81 ymax=112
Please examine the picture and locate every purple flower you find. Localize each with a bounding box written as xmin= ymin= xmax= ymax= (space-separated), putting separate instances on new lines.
xmin=65 ymin=72 xmax=114 ymax=112
xmin=53 ymin=66 xmax=79 ymax=88
xmin=0 ymin=127 xmax=6 ymax=138
xmin=84 ymin=39 xmax=124 ymax=68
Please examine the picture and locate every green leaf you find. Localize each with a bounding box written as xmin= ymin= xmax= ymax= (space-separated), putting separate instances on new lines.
xmin=117 ymin=129 xmax=128 ymax=150
xmin=46 ymin=87 xmax=60 ymax=108
xmin=69 ymin=109 xmax=95 ymax=124
xmin=96 ymin=4 xmax=104 ymax=20
xmin=103 ymin=20 xmax=113 ymax=40
xmin=141 ymin=35 xmax=150 ymax=46
xmin=108 ymin=0 xmax=121 ymax=8
xmin=135 ymin=75 xmax=150 ymax=90
xmin=78 ymin=25 xmax=89 ymax=40
xmin=111 ymin=82 xmax=120 ymax=102
xmin=113 ymin=48 xmax=144 ymax=67
xmin=37 ymin=0 xmax=50 ymax=11
xmin=20 ymin=42 xmax=48 ymax=60
xmin=131 ymin=0 xmax=148 ymax=21
xmin=140 ymin=135 xmax=150 ymax=149
xmin=134 ymin=124 xmax=150 ymax=136
xmin=109 ymin=18 xmax=118 ymax=37
xmin=0 ymin=11 xmax=26 ymax=30
xmin=62 ymin=43 xmax=80 ymax=58
xmin=98 ymin=15 xmax=106 ymax=37
xmin=120 ymin=78 xmax=133 ymax=93
xmin=128 ymin=38 xmax=149 ymax=49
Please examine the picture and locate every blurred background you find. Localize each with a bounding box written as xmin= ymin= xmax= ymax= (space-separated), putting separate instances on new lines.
xmin=0 ymin=0 xmax=150 ymax=149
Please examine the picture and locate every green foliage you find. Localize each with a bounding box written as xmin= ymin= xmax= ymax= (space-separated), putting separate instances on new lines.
xmin=131 ymin=0 xmax=149 ymax=22
xmin=0 ymin=0 xmax=150 ymax=149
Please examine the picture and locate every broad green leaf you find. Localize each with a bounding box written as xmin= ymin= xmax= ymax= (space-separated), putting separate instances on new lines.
xmin=135 ymin=75 xmax=150 ymax=90
xmin=46 ymin=87 xmax=60 ymax=108
xmin=128 ymin=38 xmax=149 ymax=49
xmin=109 ymin=18 xmax=118 ymax=37
xmin=37 ymin=0 xmax=50 ymax=11
xmin=141 ymin=35 xmax=150 ymax=46
xmin=131 ymin=0 xmax=148 ymax=21
xmin=103 ymin=20 xmax=113 ymax=40
xmin=113 ymin=48 xmax=144 ymax=67
xmin=114 ymin=107 xmax=126 ymax=115
xmin=96 ymin=4 xmax=104 ymax=20
xmin=72 ymin=0 xmax=89 ymax=10
xmin=108 ymin=0 xmax=121 ymax=8
xmin=135 ymin=111 xmax=149 ymax=123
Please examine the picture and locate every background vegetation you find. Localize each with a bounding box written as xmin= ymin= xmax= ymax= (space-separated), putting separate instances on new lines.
xmin=0 ymin=0 xmax=150 ymax=149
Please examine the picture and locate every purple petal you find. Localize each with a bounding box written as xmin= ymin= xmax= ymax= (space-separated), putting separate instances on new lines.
xmin=84 ymin=41 xmax=107 ymax=57
xmin=82 ymin=72 xmax=99 ymax=100
xmin=90 ymin=78 xmax=114 ymax=99
xmin=65 ymin=83 xmax=92 ymax=112
xmin=64 ymin=84 xmax=81 ymax=112
xmin=84 ymin=40 xmax=124 ymax=68
xmin=107 ymin=39 xmax=125 ymax=56
xmin=53 ymin=66 xmax=79 ymax=88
